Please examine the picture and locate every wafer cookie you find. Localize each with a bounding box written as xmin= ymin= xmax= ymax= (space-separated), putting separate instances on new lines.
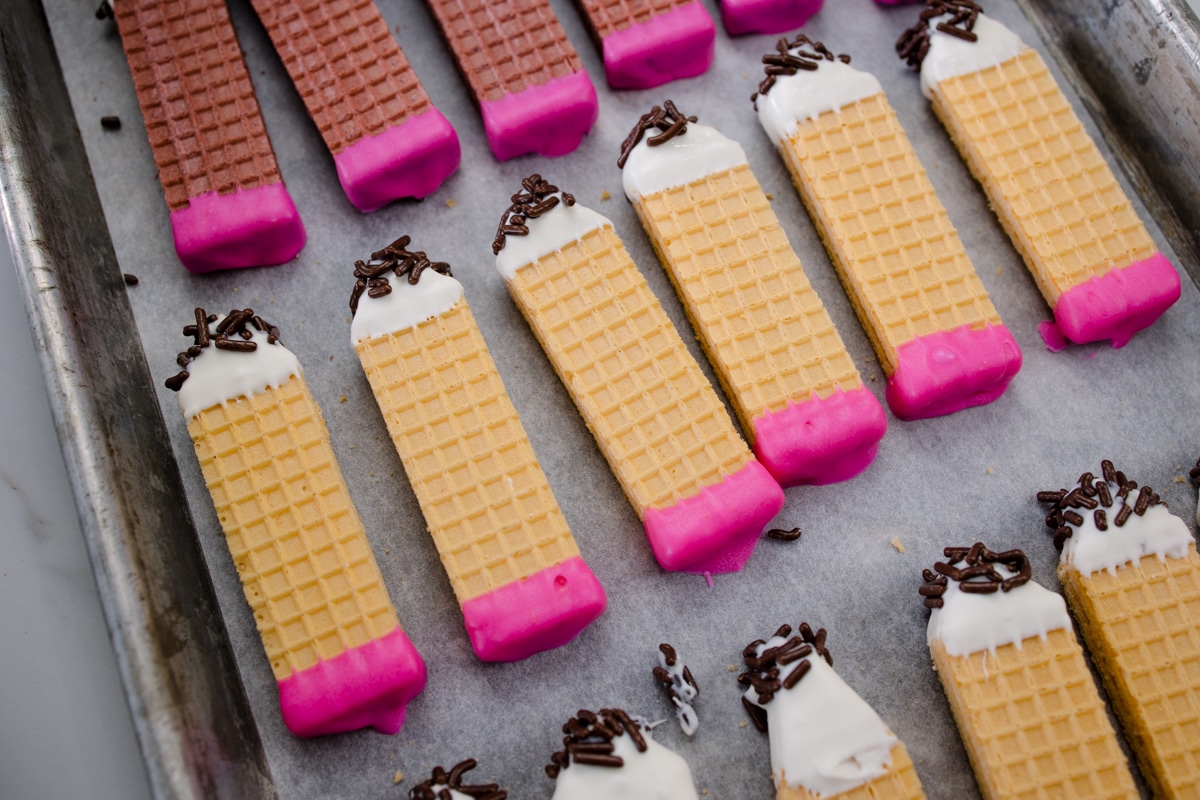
xmin=494 ymin=174 xmax=784 ymax=574
xmin=248 ymin=0 xmax=459 ymax=211
xmin=424 ymin=0 xmax=597 ymax=161
xmin=350 ymin=238 xmax=605 ymax=662
xmin=740 ymin=623 xmax=926 ymax=800
xmin=920 ymin=543 xmax=1137 ymax=799
xmin=755 ymin=36 xmax=1021 ymax=420
xmin=1039 ymin=462 xmax=1200 ymax=798
xmin=574 ymin=0 xmax=715 ymax=89
xmin=897 ymin=1 xmax=1180 ymax=348
xmin=165 ymin=308 xmax=425 ymax=737
xmin=719 ymin=0 xmax=822 ymax=37
xmin=619 ymin=103 xmax=885 ymax=487
xmin=113 ymin=0 xmax=305 ymax=272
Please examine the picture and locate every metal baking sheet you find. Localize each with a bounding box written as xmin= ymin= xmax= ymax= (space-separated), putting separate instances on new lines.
xmin=7 ymin=0 xmax=1200 ymax=796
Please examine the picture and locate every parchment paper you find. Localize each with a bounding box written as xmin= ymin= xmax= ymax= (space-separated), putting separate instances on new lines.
xmin=40 ymin=0 xmax=1200 ymax=796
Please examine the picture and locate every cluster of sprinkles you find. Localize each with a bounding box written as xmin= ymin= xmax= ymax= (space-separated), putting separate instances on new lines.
xmin=919 ymin=543 xmax=1031 ymax=609
xmin=408 ymin=759 xmax=506 ymax=800
xmin=616 ymin=100 xmax=698 ymax=169
xmin=350 ymin=235 xmax=452 ymax=315
xmin=753 ymin=35 xmax=851 ymax=104
xmin=896 ymin=0 xmax=983 ymax=71
xmin=738 ymin=623 xmax=831 ymax=732
xmin=164 ymin=307 xmax=280 ymax=391
xmin=1037 ymin=460 xmax=1164 ymax=550
xmin=546 ymin=708 xmax=647 ymax=778
xmin=492 ymin=174 xmax=575 ymax=255
xmin=653 ymin=643 xmax=700 ymax=736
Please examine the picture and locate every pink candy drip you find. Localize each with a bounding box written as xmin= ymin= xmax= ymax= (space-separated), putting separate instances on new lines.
xmin=170 ymin=183 xmax=305 ymax=273
xmin=601 ymin=1 xmax=715 ymax=89
xmin=719 ymin=0 xmax=824 ymax=36
xmin=333 ymin=108 xmax=460 ymax=212
xmin=480 ymin=71 xmax=599 ymax=161
xmin=1050 ymin=252 xmax=1180 ymax=348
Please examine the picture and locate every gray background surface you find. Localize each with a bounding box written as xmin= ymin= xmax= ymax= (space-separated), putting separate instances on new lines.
xmin=5 ymin=0 xmax=1200 ymax=797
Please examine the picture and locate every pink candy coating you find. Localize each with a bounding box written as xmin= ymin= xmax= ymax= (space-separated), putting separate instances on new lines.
xmin=601 ymin=1 xmax=715 ymax=90
xmin=332 ymin=108 xmax=460 ymax=212
xmin=1050 ymin=252 xmax=1180 ymax=348
xmin=460 ymin=555 xmax=607 ymax=662
xmin=719 ymin=0 xmax=823 ymax=36
xmin=886 ymin=322 xmax=1023 ymax=421
xmin=480 ymin=71 xmax=599 ymax=161
xmin=169 ymin=183 xmax=305 ymax=273
xmin=752 ymin=386 xmax=887 ymax=487
xmin=277 ymin=626 xmax=426 ymax=738
xmin=643 ymin=459 xmax=784 ymax=574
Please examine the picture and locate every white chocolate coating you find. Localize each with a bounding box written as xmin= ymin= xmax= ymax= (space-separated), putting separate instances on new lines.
xmin=176 ymin=322 xmax=301 ymax=419
xmin=551 ymin=728 xmax=698 ymax=800
xmin=495 ymin=195 xmax=611 ymax=281
xmin=756 ymin=58 xmax=883 ymax=145
xmin=621 ymin=123 xmax=748 ymax=200
xmin=744 ymin=636 xmax=897 ymax=795
xmin=350 ymin=269 xmax=465 ymax=344
xmin=657 ymin=649 xmax=698 ymax=737
xmin=1060 ymin=482 xmax=1194 ymax=577
xmin=919 ymin=12 xmax=1027 ymax=99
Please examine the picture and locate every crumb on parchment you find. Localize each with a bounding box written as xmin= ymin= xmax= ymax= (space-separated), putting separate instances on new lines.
xmin=892 ymin=536 xmax=906 ymax=554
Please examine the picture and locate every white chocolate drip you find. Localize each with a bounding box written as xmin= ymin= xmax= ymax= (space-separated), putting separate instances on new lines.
xmin=350 ymin=269 xmax=465 ymax=344
xmin=551 ymin=727 xmax=698 ymax=800
xmin=495 ymin=194 xmax=611 ymax=281
xmin=177 ymin=321 xmax=301 ymax=419
xmin=919 ymin=12 xmax=1027 ymax=99
xmin=1060 ymin=480 xmax=1193 ymax=577
xmin=756 ymin=58 xmax=883 ymax=145
xmin=621 ymin=123 xmax=748 ymax=200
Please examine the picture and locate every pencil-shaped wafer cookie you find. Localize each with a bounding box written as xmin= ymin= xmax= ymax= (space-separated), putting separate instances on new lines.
xmin=165 ymin=309 xmax=425 ymax=737
xmin=920 ymin=544 xmax=1137 ymax=799
xmin=423 ymin=0 xmax=598 ymax=161
xmin=755 ymin=36 xmax=1021 ymax=421
xmin=574 ymin=0 xmax=715 ymax=89
xmin=248 ymin=0 xmax=459 ymax=211
xmin=113 ymin=0 xmax=305 ymax=273
xmin=897 ymin=1 xmax=1180 ymax=348
xmin=719 ymin=0 xmax=822 ymax=37
xmin=619 ymin=103 xmax=886 ymax=487
xmin=493 ymin=174 xmax=784 ymax=574
xmin=740 ymin=623 xmax=926 ymax=800
xmin=1039 ymin=462 xmax=1200 ymax=798
xmin=350 ymin=238 xmax=606 ymax=662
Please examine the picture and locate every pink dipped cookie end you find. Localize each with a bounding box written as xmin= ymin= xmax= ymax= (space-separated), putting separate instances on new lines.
xmin=1052 ymin=253 xmax=1180 ymax=348
xmin=276 ymin=626 xmax=426 ymax=738
xmin=601 ymin=1 xmax=715 ymax=89
xmin=719 ymin=0 xmax=823 ymax=36
xmin=751 ymin=386 xmax=886 ymax=487
xmin=886 ymin=323 xmax=1022 ymax=421
xmin=333 ymin=108 xmax=461 ymax=212
xmin=481 ymin=71 xmax=599 ymax=161
xmin=643 ymin=460 xmax=784 ymax=574
xmin=170 ymin=183 xmax=305 ymax=273
xmin=460 ymin=556 xmax=607 ymax=662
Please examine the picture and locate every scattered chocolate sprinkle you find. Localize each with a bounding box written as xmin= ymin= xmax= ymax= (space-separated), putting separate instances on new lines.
xmin=95 ymin=0 xmax=113 ymax=19
xmin=100 ymin=115 xmax=121 ymax=130
xmin=752 ymin=35 xmax=850 ymax=105
xmin=547 ymin=709 xmax=647 ymax=779
xmin=896 ymin=0 xmax=982 ymax=72
xmin=617 ymin=100 xmax=698 ymax=169
xmin=493 ymin=174 xmax=575 ymax=256
xmin=409 ymin=758 xmax=506 ymax=800
xmin=165 ymin=307 xmax=281 ymax=391
xmin=738 ymin=622 xmax=831 ymax=729
xmin=122 ymin=273 xmax=138 ymax=285
xmin=1037 ymin=462 xmax=1166 ymax=549
xmin=1189 ymin=457 xmax=1200 ymax=484
xmin=349 ymin=235 xmax=452 ymax=316
xmin=920 ymin=543 xmax=1030 ymax=608
xmin=766 ymin=526 xmax=802 ymax=542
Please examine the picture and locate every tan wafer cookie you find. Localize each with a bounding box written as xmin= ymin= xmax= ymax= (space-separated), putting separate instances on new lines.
xmin=493 ymin=174 xmax=783 ymax=574
xmin=113 ymin=0 xmax=304 ymax=272
xmin=349 ymin=238 xmax=605 ymax=661
xmin=776 ymin=745 xmax=924 ymax=800
xmin=619 ymin=102 xmax=886 ymax=488
xmin=165 ymin=308 xmax=425 ymax=737
xmin=248 ymin=0 xmax=459 ymax=210
xmin=754 ymin=36 xmax=1020 ymax=421
xmin=573 ymin=0 xmax=715 ymax=88
xmin=921 ymin=544 xmax=1137 ymax=799
xmin=897 ymin=1 xmax=1180 ymax=348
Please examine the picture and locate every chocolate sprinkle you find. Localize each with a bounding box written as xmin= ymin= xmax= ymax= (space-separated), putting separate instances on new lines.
xmin=123 ymin=273 xmax=138 ymax=285
xmin=738 ymin=622 xmax=831 ymax=729
xmin=409 ymin=758 xmax=506 ymax=800
xmin=896 ymin=0 xmax=983 ymax=72
xmin=95 ymin=0 xmax=113 ymax=19
xmin=1189 ymin=457 xmax=1200 ymax=484
xmin=752 ymin=35 xmax=850 ymax=105
xmin=766 ymin=526 xmax=802 ymax=542
xmin=493 ymin=174 xmax=575 ymax=256
xmin=1037 ymin=462 xmax=1166 ymax=550
xmin=101 ymin=115 xmax=121 ymax=130
xmin=349 ymin=235 xmax=452 ymax=316
xmin=165 ymin=307 xmax=282 ymax=391
xmin=653 ymin=643 xmax=699 ymax=734
xmin=617 ymin=100 xmax=698 ymax=169
xmin=920 ymin=543 xmax=1030 ymax=609
xmin=546 ymin=709 xmax=648 ymax=779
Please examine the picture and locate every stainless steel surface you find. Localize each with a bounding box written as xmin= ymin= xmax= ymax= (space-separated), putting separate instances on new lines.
xmin=0 ymin=1 xmax=273 ymax=797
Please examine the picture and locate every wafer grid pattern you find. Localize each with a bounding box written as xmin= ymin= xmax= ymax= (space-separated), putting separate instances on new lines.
xmin=932 ymin=49 xmax=1156 ymax=303
xmin=636 ymin=165 xmax=862 ymax=438
xmin=115 ymin=0 xmax=282 ymax=212
xmin=1061 ymin=548 xmax=1200 ymax=798
xmin=782 ymin=93 xmax=1000 ymax=376
xmin=931 ymin=630 xmax=1137 ymax=800
xmin=250 ymin=0 xmax=430 ymax=154
xmin=506 ymin=225 xmax=753 ymax=514
xmin=188 ymin=376 xmax=399 ymax=680
xmin=578 ymin=0 xmax=693 ymax=38
xmin=425 ymin=0 xmax=581 ymax=102
xmin=776 ymin=743 xmax=926 ymax=800
xmin=356 ymin=300 xmax=580 ymax=604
